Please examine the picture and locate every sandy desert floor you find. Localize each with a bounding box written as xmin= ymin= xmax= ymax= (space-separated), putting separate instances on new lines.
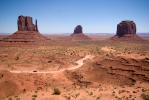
xmin=0 ymin=37 xmax=149 ymax=100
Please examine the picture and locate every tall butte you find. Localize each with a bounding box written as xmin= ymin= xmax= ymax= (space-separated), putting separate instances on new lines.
xmin=17 ymin=16 xmax=38 ymax=31
xmin=3 ymin=15 xmax=47 ymax=42
xmin=70 ymin=25 xmax=90 ymax=40
xmin=112 ymin=20 xmax=142 ymax=40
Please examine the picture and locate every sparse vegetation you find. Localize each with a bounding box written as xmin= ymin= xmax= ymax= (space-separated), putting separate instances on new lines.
xmin=75 ymin=93 xmax=80 ymax=98
xmin=34 ymin=90 xmax=38 ymax=93
xmin=145 ymin=57 xmax=149 ymax=60
xmin=16 ymin=98 xmax=20 ymax=100
xmin=8 ymin=97 xmax=12 ymax=100
xmin=53 ymin=88 xmax=61 ymax=95
xmin=141 ymin=93 xmax=149 ymax=100
xmin=89 ymin=91 xmax=93 ymax=96
xmin=142 ymin=89 xmax=146 ymax=92
xmin=32 ymin=94 xmax=37 ymax=98
xmin=32 ymin=98 xmax=36 ymax=100
xmin=0 ymin=36 xmax=148 ymax=100
xmin=66 ymin=96 xmax=71 ymax=100
xmin=96 ymin=96 xmax=100 ymax=100
xmin=15 ymin=56 xmax=19 ymax=60
xmin=117 ymin=97 xmax=122 ymax=100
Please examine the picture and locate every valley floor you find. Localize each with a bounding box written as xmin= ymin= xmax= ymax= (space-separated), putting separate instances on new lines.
xmin=0 ymin=39 xmax=149 ymax=100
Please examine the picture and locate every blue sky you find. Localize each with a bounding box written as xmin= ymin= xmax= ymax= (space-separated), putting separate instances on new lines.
xmin=0 ymin=0 xmax=149 ymax=34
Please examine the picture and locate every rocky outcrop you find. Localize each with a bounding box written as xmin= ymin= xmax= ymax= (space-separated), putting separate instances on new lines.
xmin=116 ymin=20 xmax=136 ymax=37
xmin=71 ymin=25 xmax=90 ymax=40
xmin=17 ymin=15 xmax=38 ymax=32
xmin=111 ymin=20 xmax=144 ymax=41
xmin=2 ymin=15 xmax=47 ymax=43
xmin=73 ymin=25 xmax=83 ymax=34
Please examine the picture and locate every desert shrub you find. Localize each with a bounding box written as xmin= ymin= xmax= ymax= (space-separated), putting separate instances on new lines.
xmin=117 ymin=97 xmax=122 ymax=100
xmin=66 ymin=96 xmax=71 ymax=100
xmin=15 ymin=56 xmax=19 ymax=60
xmin=145 ymin=57 xmax=149 ymax=60
xmin=32 ymin=94 xmax=37 ymax=98
xmin=142 ymin=89 xmax=146 ymax=92
xmin=75 ymin=93 xmax=80 ymax=98
xmin=34 ymin=90 xmax=38 ymax=93
xmin=8 ymin=97 xmax=12 ymax=100
xmin=16 ymin=98 xmax=20 ymax=100
xmin=141 ymin=93 xmax=149 ymax=100
xmin=32 ymin=98 xmax=36 ymax=100
xmin=96 ymin=96 xmax=100 ymax=100
xmin=53 ymin=88 xmax=61 ymax=95
xmin=23 ymin=89 xmax=26 ymax=93
xmin=89 ymin=92 xmax=93 ymax=95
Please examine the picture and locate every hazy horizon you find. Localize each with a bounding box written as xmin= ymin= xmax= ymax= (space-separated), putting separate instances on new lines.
xmin=0 ymin=0 xmax=149 ymax=34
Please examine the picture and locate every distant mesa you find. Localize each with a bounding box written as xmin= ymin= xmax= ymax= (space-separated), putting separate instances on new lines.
xmin=71 ymin=25 xmax=90 ymax=40
xmin=112 ymin=20 xmax=143 ymax=40
xmin=116 ymin=20 xmax=136 ymax=37
xmin=73 ymin=25 xmax=83 ymax=34
xmin=3 ymin=15 xmax=47 ymax=43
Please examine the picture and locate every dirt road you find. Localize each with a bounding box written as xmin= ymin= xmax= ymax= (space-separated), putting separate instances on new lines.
xmin=9 ymin=55 xmax=94 ymax=74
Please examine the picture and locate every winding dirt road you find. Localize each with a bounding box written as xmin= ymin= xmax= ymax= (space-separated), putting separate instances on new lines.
xmin=9 ymin=55 xmax=94 ymax=74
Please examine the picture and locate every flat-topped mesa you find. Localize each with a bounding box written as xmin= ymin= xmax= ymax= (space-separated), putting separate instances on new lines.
xmin=116 ymin=20 xmax=136 ymax=37
xmin=111 ymin=20 xmax=143 ymax=41
xmin=73 ymin=25 xmax=83 ymax=34
xmin=17 ymin=15 xmax=38 ymax=32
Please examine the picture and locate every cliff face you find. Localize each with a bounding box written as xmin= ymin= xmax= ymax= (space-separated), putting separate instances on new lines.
xmin=2 ymin=15 xmax=47 ymax=43
xmin=116 ymin=20 xmax=136 ymax=37
xmin=111 ymin=20 xmax=144 ymax=41
xmin=17 ymin=16 xmax=38 ymax=32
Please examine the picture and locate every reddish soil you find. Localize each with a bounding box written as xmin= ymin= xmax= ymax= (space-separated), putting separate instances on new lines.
xmin=0 ymin=34 xmax=148 ymax=100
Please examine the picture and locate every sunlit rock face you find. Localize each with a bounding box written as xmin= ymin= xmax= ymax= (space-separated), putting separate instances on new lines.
xmin=17 ymin=15 xmax=38 ymax=32
xmin=116 ymin=20 xmax=136 ymax=37
xmin=2 ymin=15 xmax=47 ymax=43
xmin=111 ymin=20 xmax=144 ymax=41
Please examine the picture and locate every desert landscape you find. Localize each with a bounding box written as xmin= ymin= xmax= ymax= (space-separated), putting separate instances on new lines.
xmin=0 ymin=0 xmax=149 ymax=100
xmin=0 ymin=15 xmax=148 ymax=100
